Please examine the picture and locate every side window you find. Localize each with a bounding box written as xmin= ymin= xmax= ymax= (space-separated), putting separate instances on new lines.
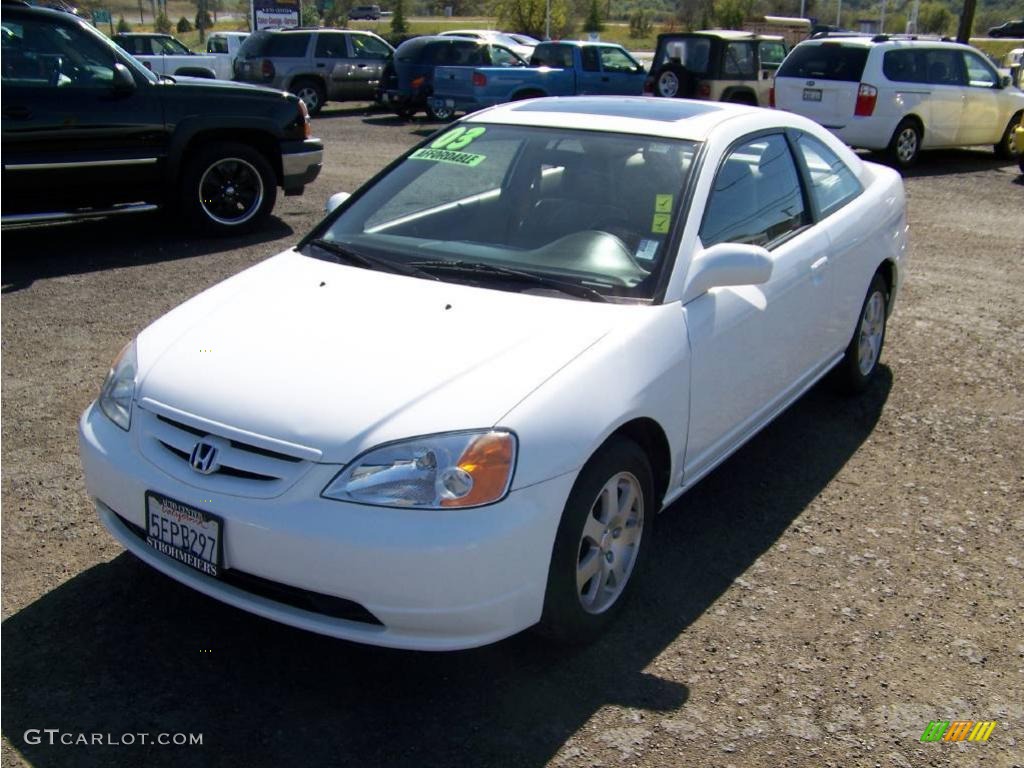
xmin=581 ymin=46 xmax=600 ymax=72
xmin=923 ymin=49 xmax=963 ymax=85
xmin=315 ymin=32 xmax=348 ymax=58
xmin=722 ymin=42 xmax=756 ymax=76
xmin=208 ymin=37 xmax=228 ymax=54
xmin=350 ymin=35 xmax=391 ymax=59
xmin=599 ymin=46 xmax=638 ymax=72
xmin=758 ymin=41 xmax=787 ymax=69
xmin=700 ymin=134 xmax=808 ymax=248
xmin=793 ymin=133 xmax=863 ymax=217
xmin=2 ymin=17 xmax=116 ymax=88
xmin=489 ymin=46 xmax=520 ymax=67
xmin=962 ymin=51 xmax=997 ymax=87
xmin=267 ymin=33 xmax=310 ymax=57
xmin=882 ymin=49 xmax=922 ymax=82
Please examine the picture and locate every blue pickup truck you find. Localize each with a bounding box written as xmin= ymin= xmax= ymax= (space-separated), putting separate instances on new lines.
xmin=428 ymin=41 xmax=646 ymax=117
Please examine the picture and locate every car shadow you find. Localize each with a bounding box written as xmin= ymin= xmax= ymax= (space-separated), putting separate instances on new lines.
xmin=314 ymin=102 xmax=391 ymax=120
xmin=867 ymin=147 xmax=1015 ymax=178
xmin=1 ymin=369 xmax=892 ymax=768
xmin=0 ymin=215 xmax=294 ymax=295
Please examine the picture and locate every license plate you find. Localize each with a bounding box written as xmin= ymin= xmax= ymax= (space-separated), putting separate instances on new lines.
xmin=803 ymin=88 xmax=822 ymax=102
xmin=145 ymin=492 xmax=222 ymax=578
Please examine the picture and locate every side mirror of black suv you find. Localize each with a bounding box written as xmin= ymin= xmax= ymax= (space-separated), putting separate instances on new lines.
xmin=112 ymin=63 xmax=136 ymax=94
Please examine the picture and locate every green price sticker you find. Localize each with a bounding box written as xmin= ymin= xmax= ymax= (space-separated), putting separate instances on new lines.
xmin=431 ymin=126 xmax=486 ymax=151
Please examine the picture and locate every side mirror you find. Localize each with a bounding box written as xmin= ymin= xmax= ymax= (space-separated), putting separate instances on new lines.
xmin=112 ymin=63 xmax=137 ymax=94
xmin=999 ymin=74 xmax=1011 ymax=88
xmin=681 ymin=242 xmax=773 ymax=304
xmin=325 ymin=191 xmax=351 ymax=213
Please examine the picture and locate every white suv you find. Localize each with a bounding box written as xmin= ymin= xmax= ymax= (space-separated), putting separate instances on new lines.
xmin=774 ymin=36 xmax=1024 ymax=167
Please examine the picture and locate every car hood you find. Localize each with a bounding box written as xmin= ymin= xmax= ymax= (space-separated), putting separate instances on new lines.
xmin=162 ymin=76 xmax=288 ymax=98
xmin=135 ymin=250 xmax=623 ymax=463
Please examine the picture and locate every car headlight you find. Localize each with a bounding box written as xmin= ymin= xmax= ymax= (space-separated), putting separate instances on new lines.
xmin=98 ymin=340 xmax=137 ymax=431
xmin=322 ymin=430 xmax=517 ymax=509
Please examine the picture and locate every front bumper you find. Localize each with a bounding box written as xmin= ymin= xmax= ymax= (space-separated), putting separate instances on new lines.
xmin=78 ymin=401 xmax=572 ymax=651
xmin=280 ymin=139 xmax=323 ymax=194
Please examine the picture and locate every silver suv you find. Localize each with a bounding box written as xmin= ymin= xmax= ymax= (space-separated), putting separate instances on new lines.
xmin=234 ymin=28 xmax=394 ymax=114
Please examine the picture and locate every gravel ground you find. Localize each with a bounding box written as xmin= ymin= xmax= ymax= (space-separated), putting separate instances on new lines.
xmin=2 ymin=103 xmax=1023 ymax=768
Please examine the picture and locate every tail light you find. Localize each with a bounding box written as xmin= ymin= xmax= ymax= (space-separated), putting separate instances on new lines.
xmin=769 ymin=85 xmax=775 ymax=108
xmin=411 ymin=75 xmax=425 ymax=89
xmin=472 ymin=71 xmax=487 ymax=87
xmin=643 ymin=76 xmax=653 ymax=95
xmin=697 ymin=82 xmax=711 ymax=98
xmin=261 ymin=59 xmax=275 ymax=80
xmin=297 ymin=99 xmax=311 ymax=139
xmin=854 ymin=83 xmax=877 ymax=116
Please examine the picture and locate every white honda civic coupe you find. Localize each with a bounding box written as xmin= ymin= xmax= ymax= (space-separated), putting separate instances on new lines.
xmin=79 ymin=97 xmax=908 ymax=651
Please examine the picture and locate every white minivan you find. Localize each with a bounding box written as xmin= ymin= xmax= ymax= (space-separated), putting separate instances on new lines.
xmin=773 ymin=36 xmax=1024 ymax=167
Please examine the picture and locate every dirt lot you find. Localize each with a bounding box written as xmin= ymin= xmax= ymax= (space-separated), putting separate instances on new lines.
xmin=2 ymin=103 xmax=1023 ymax=768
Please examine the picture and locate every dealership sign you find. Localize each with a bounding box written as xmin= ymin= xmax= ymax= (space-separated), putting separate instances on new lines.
xmin=251 ymin=0 xmax=299 ymax=30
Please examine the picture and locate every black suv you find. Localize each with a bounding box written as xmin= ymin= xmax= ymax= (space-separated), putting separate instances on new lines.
xmin=1 ymin=3 xmax=323 ymax=233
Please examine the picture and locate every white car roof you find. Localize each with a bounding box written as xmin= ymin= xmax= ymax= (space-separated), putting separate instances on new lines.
xmin=797 ymin=36 xmax=974 ymax=51
xmin=466 ymin=96 xmax=810 ymax=141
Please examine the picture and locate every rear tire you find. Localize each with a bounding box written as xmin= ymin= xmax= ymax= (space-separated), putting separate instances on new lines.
xmin=887 ymin=118 xmax=921 ymax=168
xmin=426 ymin=103 xmax=455 ymax=121
xmin=536 ymin=437 xmax=654 ymax=644
xmin=834 ymin=272 xmax=889 ymax=394
xmin=180 ymin=141 xmax=276 ymax=236
xmin=994 ymin=111 xmax=1023 ymax=160
xmin=291 ymin=78 xmax=326 ymax=116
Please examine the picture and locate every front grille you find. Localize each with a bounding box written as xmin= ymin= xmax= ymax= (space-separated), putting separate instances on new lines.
xmin=137 ymin=404 xmax=318 ymax=499
xmin=117 ymin=514 xmax=383 ymax=626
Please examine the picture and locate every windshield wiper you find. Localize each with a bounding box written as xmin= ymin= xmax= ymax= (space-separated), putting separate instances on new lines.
xmin=307 ymin=239 xmax=437 ymax=281
xmin=158 ymin=74 xmax=176 ymax=83
xmin=409 ymin=259 xmax=607 ymax=302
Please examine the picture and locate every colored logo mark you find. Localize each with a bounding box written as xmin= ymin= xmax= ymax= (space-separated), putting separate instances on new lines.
xmin=920 ymin=720 xmax=996 ymax=742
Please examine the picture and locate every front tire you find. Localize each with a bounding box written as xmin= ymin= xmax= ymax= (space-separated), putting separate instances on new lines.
xmin=994 ymin=111 xmax=1023 ymax=160
xmin=834 ymin=272 xmax=889 ymax=394
xmin=181 ymin=142 xmax=276 ymax=235
xmin=537 ymin=438 xmax=653 ymax=643
xmin=887 ymin=118 xmax=921 ymax=168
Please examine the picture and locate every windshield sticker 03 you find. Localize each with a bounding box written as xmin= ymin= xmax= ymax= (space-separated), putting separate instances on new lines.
xmin=410 ymin=126 xmax=488 ymax=167
xmin=651 ymin=193 xmax=673 ymax=234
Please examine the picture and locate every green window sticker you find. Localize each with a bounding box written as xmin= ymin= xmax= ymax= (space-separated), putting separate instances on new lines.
xmin=431 ymin=126 xmax=487 ymax=151
xmin=651 ymin=213 xmax=671 ymax=234
xmin=655 ymin=193 xmax=674 ymax=213
xmin=410 ymin=148 xmax=487 ymax=167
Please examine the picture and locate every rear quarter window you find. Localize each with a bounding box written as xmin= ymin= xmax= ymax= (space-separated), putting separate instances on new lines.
xmin=265 ymin=33 xmax=310 ymax=58
xmin=777 ymin=43 xmax=869 ymax=82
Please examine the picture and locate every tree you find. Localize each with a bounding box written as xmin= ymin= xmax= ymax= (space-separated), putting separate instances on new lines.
xmin=177 ymin=15 xmax=193 ymax=31
xmin=629 ymin=8 xmax=652 ymax=38
xmin=154 ymin=11 xmax=172 ymax=32
xmin=583 ymin=0 xmax=603 ymax=33
xmin=391 ymin=0 xmax=408 ymax=34
xmin=494 ymin=0 xmax=571 ymax=39
xmin=918 ymin=2 xmax=953 ymax=34
xmin=117 ymin=15 xmax=132 ymax=31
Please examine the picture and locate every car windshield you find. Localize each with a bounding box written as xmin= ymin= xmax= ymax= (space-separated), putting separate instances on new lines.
xmin=307 ymin=125 xmax=698 ymax=301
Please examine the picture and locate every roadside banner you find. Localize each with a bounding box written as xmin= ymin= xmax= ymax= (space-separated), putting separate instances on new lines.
xmin=252 ymin=0 xmax=299 ymax=30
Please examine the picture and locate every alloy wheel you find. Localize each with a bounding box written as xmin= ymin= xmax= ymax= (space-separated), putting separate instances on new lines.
xmin=198 ymin=157 xmax=264 ymax=227
xmin=576 ymin=471 xmax=644 ymax=614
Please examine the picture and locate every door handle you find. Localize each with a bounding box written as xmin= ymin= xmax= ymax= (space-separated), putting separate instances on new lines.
xmin=811 ymin=256 xmax=828 ymax=271
xmin=3 ymin=106 xmax=32 ymax=119
xmin=601 ymin=76 xmax=609 ymax=82
xmin=316 ymin=62 xmax=326 ymax=67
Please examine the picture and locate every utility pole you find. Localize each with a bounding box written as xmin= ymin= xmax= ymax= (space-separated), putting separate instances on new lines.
xmin=879 ymin=0 xmax=886 ymax=32
xmin=956 ymin=0 xmax=977 ymax=42
xmin=545 ymin=0 xmax=550 ymax=39
xmin=836 ymin=0 xmax=841 ymax=26
xmin=906 ymin=0 xmax=919 ymax=33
